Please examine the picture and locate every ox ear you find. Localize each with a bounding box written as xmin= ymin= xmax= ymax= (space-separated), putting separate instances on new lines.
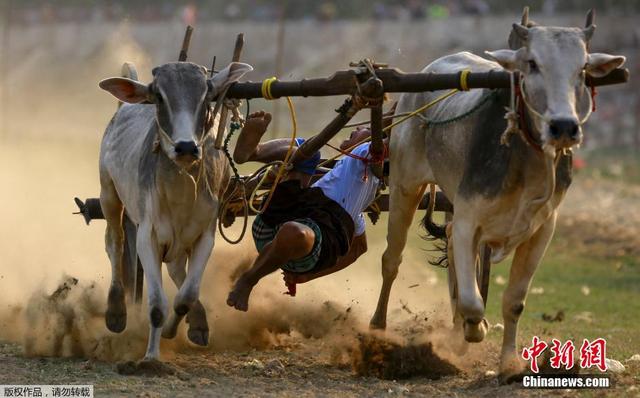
xmin=209 ymin=62 xmax=253 ymax=97
xmin=586 ymin=53 xmax=626 ymax=78
xmin=99 ymin=77 xmax=150 ymax=104
xmin=485 ymin=49 xmax=523 ymax=71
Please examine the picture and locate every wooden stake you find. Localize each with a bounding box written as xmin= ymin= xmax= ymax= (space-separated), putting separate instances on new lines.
xmin=179 ymin=25 xmax=194 ymax=62
xmin=214 ymin=33 xmax=245 ymax=149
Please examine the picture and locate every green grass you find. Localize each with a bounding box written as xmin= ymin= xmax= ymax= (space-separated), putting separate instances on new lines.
xmin=482 ymin=237 xmax=640 ymax=361
xmin=581 ymin=146 xmax=640 ymax=184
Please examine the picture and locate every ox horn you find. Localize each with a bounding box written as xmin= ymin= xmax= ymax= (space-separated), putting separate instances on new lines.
xmin=583 ymin=9 xmax=596 ymax=42
xmin=508 ymin=6 xmax=533 ymax=50
xmin=521 ymin=6 xmax=529 ymax=26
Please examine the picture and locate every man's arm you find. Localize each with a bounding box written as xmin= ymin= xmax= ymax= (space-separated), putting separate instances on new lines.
xmin=285 ymin=232 xmax=368 ymax=284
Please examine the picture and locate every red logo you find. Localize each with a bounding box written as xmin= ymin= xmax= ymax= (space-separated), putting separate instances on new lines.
xmin=522 ymin=337 xmax=608 ymax=373
xmin=522 ymin=336 xmax=548 ymax=373
xmin=579 ymin=338 xmax=607 ymax=372
xmin=550 ymin=339 xmax=575 ymax=370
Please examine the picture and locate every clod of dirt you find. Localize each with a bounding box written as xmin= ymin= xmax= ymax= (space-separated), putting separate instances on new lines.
xmin=116 ymin=359 xmax=177 ymax=377
xmin=541 ymin=310 xmax=565 ymax=322
xmin=352 ymin=334 xmax=459 ymax=380
xmin=264 ymin=359 xmax=286 ymax=377
xmin=606 ymin=358 xmax=626 ymax=373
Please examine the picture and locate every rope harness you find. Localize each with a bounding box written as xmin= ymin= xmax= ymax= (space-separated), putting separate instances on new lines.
xmin=217 ymin=81 xmax=299 ymax=245
xmin=216 ymin=69 xmax=599 ymax=294
xmin=501 ymin=71 xmax=596 ymax=152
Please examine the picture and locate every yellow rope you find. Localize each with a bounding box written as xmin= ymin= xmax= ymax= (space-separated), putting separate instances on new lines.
xmin=459 ymin=69 xmax=471 ymax=91
xmin=318 ymin=88 xmax=459 ymax=167
xmin=249 ymin=96 xmax=298 ymax=214
xmin=261 ymin=77 xmax=278 ymax=100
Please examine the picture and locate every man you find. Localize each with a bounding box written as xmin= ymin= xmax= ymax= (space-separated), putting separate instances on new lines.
xmin=226 ymin=109 xmax=388 ymax=312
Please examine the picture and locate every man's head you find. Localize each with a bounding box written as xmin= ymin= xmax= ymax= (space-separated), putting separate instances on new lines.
xmin=340 ymin=126 xmax=372 ymax=151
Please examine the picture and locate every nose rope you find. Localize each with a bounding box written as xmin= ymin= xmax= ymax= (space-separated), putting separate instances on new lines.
xmin=518 ymin=76 xmax=594 ymax=128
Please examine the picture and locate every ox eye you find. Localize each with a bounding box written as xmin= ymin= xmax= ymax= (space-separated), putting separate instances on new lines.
xmin=528 ymin=60 xmax=538 ymax=72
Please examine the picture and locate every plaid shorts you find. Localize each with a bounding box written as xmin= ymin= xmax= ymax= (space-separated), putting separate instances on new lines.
xmin=252 ymin=215 xmax=323 ymax=273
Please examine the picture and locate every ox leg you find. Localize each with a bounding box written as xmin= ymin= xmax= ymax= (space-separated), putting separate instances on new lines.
xmin=173 ymin=227 xmax=216 ymax=347
xmin=161 ymin=254 xmax=187 ymax=340
xmin=499 ymin=213 xmax=557 ymax=384
xmin=451 ymin=217 xmax=488 ymax=343
xmin=445 ymin=220 xmax=469 ymax=355
xmin=162 ymin=253 xmax=209 ymax=346
xmin=370 ymin=184 xmax=426 ymax=329
xmin=136 ymin=221 xmax=168 ymax=361
xmin=100 ymin=178 xmax=127 ymax=333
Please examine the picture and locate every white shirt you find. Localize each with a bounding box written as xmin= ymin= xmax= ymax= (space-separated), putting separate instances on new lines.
xmin=312 ymin=143 xmax=380 ymax=236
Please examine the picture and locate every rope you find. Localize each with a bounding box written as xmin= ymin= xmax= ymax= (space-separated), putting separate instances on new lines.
xmin=218 ymin=99 xmax=251 ymax=245
xmin=261 ymin=77 xmax=278 ymax=100
xmin=459 ymin=69 xmax=471 ymax=91
xmin=318 ymin=88 xmax=460 ymax=168
xmin=519 ymin=76 xmax=593 ymax=127
xmin=255 ymin=97 xmax=297 ymax=213
xmin=418 ymin=90 xmax=498 ymax=127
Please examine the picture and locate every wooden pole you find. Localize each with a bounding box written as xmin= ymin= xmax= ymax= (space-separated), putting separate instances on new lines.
xmin=224 ymin=68 xmax=630 ymax=100
xmin=178 ymin=25 xmax=194 ymax=62
xmin=0 ymin=0 xmax=12 ymax=140
xmin=272 ymin=3 xmax=287 ymax=138
xmin=214 ymin=33 xmax=245 ymax=149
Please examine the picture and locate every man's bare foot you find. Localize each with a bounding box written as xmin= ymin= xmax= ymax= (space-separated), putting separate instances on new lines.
xmin=233 ymin=111 xmax=272 ymax=164
xmin=226 ymin=278 xmax=254 ymax=312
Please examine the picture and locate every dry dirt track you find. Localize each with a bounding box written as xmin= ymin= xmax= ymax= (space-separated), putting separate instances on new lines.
xmin=1 ymin=333 xmax=638 ymax=397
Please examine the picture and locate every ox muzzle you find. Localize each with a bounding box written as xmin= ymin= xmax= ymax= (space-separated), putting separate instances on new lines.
xmin=548 ymin=118 xmax=581 ymax=149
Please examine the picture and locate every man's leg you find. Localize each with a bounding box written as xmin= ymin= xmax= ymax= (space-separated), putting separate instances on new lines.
xmin=227 ymin=221 xmax=315 ymax=311
xmin=233 ymin=111 xmax=271 ymax=163
xmin=234 ymin=111 xmax=301 ymax=164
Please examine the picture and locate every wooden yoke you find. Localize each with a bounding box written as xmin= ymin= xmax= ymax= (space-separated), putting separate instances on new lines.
xmin=290 ymin=96 xmax=360 ymax=165
xmin=357 ymin=59 xmax=387 ymax=180
xmin=290 ymin=59 xmax=389 ymax=177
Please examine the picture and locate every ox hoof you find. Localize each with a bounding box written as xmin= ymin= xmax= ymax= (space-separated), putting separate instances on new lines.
xmin=463 ymin=318 xmax=488 ymax=343
xmin=105 ymin=283 xmax=127 ymax=333
xmin=498 ymin=369 xmax=526 ymax=385
xmin=186 ymin=301 xmax=209 ymax=347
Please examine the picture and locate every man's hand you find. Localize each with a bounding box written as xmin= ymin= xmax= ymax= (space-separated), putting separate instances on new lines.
xmin=283 ymin=270 xmax=313 ymax=285
xmin=281 ymin=232 xmax=369 ymax=286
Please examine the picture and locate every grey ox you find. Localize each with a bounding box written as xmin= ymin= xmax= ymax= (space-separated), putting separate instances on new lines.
xmin=98 ymin=61 xmax=252 ymax=360
xmin=369 ymin=11 xmax=624 ymax=382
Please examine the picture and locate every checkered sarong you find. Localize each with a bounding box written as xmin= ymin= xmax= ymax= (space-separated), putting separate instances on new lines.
xmin=252 ymin=215 xmax=322 ymax=273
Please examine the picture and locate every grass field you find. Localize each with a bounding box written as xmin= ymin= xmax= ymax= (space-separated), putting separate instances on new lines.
xmin=482 ymin=239 xmax=640 ymax=362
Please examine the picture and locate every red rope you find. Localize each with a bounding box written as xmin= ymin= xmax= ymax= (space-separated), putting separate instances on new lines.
xmin=325 ymin=142 xmax=388 ymax=182
xmin=590 ymin=85 xmax=597 ymax=112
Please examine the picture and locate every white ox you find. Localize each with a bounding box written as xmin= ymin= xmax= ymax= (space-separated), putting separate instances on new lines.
xmin=369 ymin=11 xmax=625 ymax=382
xmin=98 ymin=61 xmax=251 ymax=360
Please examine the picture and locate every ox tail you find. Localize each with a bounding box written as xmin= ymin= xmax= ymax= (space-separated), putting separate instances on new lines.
xmin=422 ymin=184 xmax=449 ymax=267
